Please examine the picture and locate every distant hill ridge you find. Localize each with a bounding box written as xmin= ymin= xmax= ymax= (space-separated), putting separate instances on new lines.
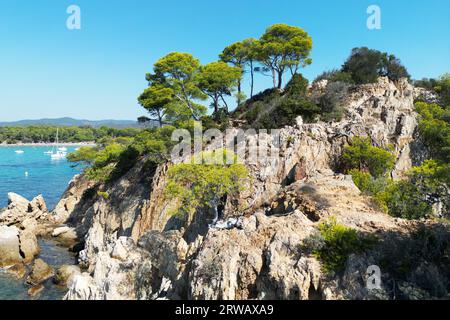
xmin=0 ymin=117 xmax=140 ymax=128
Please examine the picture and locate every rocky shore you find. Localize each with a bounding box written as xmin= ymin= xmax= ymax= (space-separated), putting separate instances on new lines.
xmin=0 ymin=193 xmax=81 ymax=297
xmin=2 ymin=78 xmax=448 ymax=300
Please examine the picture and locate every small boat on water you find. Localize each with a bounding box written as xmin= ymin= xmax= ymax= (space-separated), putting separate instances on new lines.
xmin=15 ymin=150 xmax=25 ymax=154
xmin=48 ymin=129 xmax=67 ymax=160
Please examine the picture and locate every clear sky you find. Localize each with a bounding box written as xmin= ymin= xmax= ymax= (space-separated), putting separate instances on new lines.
xmin=0 ymin=0 xmax=449 ymax=121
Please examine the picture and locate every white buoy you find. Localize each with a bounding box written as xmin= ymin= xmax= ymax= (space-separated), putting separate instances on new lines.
xmin=25 ymin=171 xmax=29 ymax=177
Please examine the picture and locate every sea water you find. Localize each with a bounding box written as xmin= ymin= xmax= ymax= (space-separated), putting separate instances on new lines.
xmin=0 ymin=146 xmax=82 ymax=208
xmin=0 ymin=146 xmax=83 ymax=300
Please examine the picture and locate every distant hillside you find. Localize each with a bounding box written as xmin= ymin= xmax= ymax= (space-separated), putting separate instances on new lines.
xmin=0 ymin=117 xmax=141 ymax=128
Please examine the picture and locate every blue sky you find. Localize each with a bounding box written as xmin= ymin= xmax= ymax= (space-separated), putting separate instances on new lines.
xmin=0 ymin=0 xmax=449 ymax=121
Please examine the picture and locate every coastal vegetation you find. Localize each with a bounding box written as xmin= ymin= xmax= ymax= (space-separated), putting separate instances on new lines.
xmin=165 ymin=149 xmax=249 ymax=223
xmin=346 ymin=98 xmax=449 ymax=220
xmin=67 ymin=22 xmax=448 ymax=225
xmin=0 ymin=126 xmax=141 ymax=144
xmin=304 ymin=217 xmax=377 ymax=273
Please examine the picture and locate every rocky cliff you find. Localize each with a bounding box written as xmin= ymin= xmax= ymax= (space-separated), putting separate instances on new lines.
xmin=53 ymin=78 xmax=448 ymax=300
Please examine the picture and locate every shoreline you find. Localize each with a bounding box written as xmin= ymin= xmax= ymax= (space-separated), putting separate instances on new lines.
xmin=0 ymin=142 xmax=96 ymax=147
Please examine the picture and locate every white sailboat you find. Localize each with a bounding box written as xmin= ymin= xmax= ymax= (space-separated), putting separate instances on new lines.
xmin=50 ymin=129 xmax=67 ymax=160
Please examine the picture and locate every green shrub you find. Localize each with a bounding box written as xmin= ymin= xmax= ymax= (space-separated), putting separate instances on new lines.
xmin=376 ymin=180 xmax=432 ymax=219
xmin=165 ymin=149 xmax=249 ymax=223
xmin=285 ymin=73 xmax=309 ymax=96
xmin=314 ymin=69 xmax=354 ymax=84
xmin=349 ymin=169 xmax=389 ymax=195
xmin=415 ymin=102 xmax=449 ymax=162
xmin=97 ymin=191 xmax=110 ymax=200
xmin=310 ymin=217 xmax=377 ymax=273
xmin=314 ymin=81 xmax=348 ymax=122
xmin=93 ymin=144 xmax=126 ymax=168
xmin=342 ymin=47 xmax=409 ymax=84
xmin=67 ymin=146 xmax=98 ymax=165
xmin=343 ymin=137 xmax=395 ymax=178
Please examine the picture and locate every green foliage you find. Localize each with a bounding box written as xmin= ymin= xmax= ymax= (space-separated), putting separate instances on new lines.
xmin=349 ymin=169 xmax=389 ymax=195
xmin=138 ymin=83 xmax=174 ymax=126
xmin=435 ymin=73 xmax=450 ymax=107
xmin=284 ymin=73 xmax=309 ymax=96
xmin=165 ymin=149 xmax=248 ymax=222
xmin=344 ymin=137 xmax=436 ymax=220
xmin=410 ymin=159 xmax=450 ymax=187
xmin=235 ymin=75 xmax=327 ymax=129
xmin=67 ymin=126 xmax=175 ymax=183
xmin=97 ymin=191 xmax=110 ymax=200
xmin=196 ymin=61 xmax=242 ymax=114
xmin=342 ymin=137 xmax=395 ymax=178
xmin=92 ymin=144 xmax=126 ymax=168
xmin=310 ymin=217 xmax=377 ymax=273
xmin=313 ymin=81 xmax=348 ymax=122
xmin=219 ymin=39 xmax=258 ymax=102
xmin=415 ymin=102 xmax=450 ymax=162
xmin=257 ymin=24 xmax=313 ymax=88
xmin=377 ymin=225 xmax=450 ymax=297
xmin=148 ymin=52 xmax=207 ymax=121
xmin=314 ymin=69 xmax=354 ymax=84
xmin=67 ymin=146 xmax=98 ymax=165
xmin=0 ymin=126 xmax=141 ymax=144
xmin=342 ymin=47 xmax=410 ymax=84
xmin=376 ymin=180 xmax=432 ymax=219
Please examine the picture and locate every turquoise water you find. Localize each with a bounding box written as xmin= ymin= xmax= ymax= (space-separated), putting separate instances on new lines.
xmin=0 ymin=146 xmax=83 ymax=209
xmin=0 ymin=146 xmax=83 ymax=300
xmin=0 ymin=239 xmax=77 ymax=300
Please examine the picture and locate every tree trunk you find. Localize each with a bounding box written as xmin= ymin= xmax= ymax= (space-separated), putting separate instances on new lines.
xmin=272 ymin=69 xmax=277 ymax=88
xmin=277 ymin=70 xmax=283 ymax=89
xmin=220 ymin=95 xmax=229 ymax=113
xmin=157 ymin=111 xmax=163 ymax=128
xmin=250 ymin=61 xmax=254 ymax=98
xmin=213 ymin=95 xmax=219 ymax=114
xmin=237 ymin=80 xmax=242 ymax=105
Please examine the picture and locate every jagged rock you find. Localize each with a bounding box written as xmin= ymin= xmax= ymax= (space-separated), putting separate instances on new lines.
xmin=5 ymin=263 xmax=27 ymax=279
xmin=111 ymin=237 xmax=133 ymax=261
xmin=29 ymin=195 xmax=48 ymax=215
xmin=55 ymin=265 xmax=81 ymax=287
xmin=52 ymin=226 xmax=70 ymax=237
xmin=28 ymin=284 xmax=45 ymax=297
xmin=57 ymin=78 xmax=449 ymax=300
xmin=0 ymin=225 xmax=22 ymax=267
xmin=188 ymin=211 xmax=317 ymax=300
xmin=138 ymin=230 xmax=188 ymax=281
xmin=64 ymin=273 xmax=100 ymax=300
xmin=19 ymin=229 xmax=40 ymax=263
xmin=8 ymin=193 xmax=30 ymax=212
xmin=51 ymin=226 xmax=78 ymax=246
xmin=0 ymin=193 xmax=49 ymax=226
xmin=26 ymin=259 xmax=54 ymax=285
xmin=21 ymin=217 xmax=38 ymax=234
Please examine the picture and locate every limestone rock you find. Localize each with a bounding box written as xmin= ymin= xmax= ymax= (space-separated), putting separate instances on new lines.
xmin=138 ymin=230 xmax=188 ymax=281
xmin=8 ymin=193 xmax=30 ymax=212
xmin=28 ymin=284 xmax=45 ymax=297
xmin=29 ymin=195 xmax=48 ymax=213
xmin=55 ymin=265 xmax=81 ymax=287
xmin=0 ymin=193 xmax=49 ymax=226
xmin=26 ymin=259 xmax=54 ymax=285
xmin=19 ymin=229 xmax=40 ymax=263
xmin=0 ymin=225 xmax=22 ymax=267
xmin=64 ymin=273 xmax=100 ymax=300
xmin=5 ymin=263 xmax=27 ymax=279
